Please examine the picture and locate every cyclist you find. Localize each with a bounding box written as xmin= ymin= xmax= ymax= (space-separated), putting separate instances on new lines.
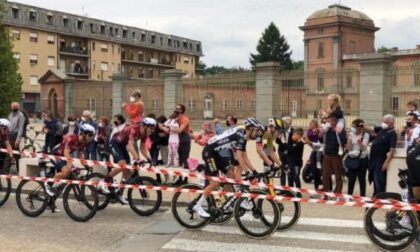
xmin=193 ymin=117 xmax=265 ymax=217
xmin=256 ymin=118 xmax=284 ymax=170
xmin=100 ymin=116 xmax=156 ymax=203
xmin=0 ymin=119 xmax=14 ymax=160
xmin=45 ymin=124 xmax=96 ymax=197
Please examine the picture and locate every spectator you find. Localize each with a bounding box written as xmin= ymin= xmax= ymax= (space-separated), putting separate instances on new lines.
xmin=320 ymin=93 xmax=345 ymax=133
xmin=163 ymin=113 xmax=180 ymax=168
xmin=320 ymin=115 xmax=347 ymax=194
xmin=96 ymin=116 xmax=112 ymax=162
xmin=404 ymin=113 xmax=420 ymax=152
xmin=123 ymin=89 xmax=144 ymax=124
xmin=194 ymin=122 xmax=215 ymax=146
xmin=21 ymin=110 xmax=30 ymax=139
xmin=302 ymin=119 xmax=323 ymax=189
xmin=346 ymin=119 xmax=369 ymax=197
xmin=174 ymin=104 xmax=191 ymax=184
xmin=276 ymin=116 xmax=294 ymax=186
xmin=226 ymin=114 xmax=238 ymax=129
xmin=213 ymin=118 xmax=224 ymax=135
xmin=286 ymin=128 xmax=305 ymax=188
xmin=63 ymin=115 xmax=79 ymax=136
xmin=370 ymin=114 xmax=397 ymax=196
xmin=153 ymin=115 xmax=169 ymax=183
xmin=7 ymin=102 xmax=25 ymax=150
xmin=80 ymin=110 xmax=98 ymax=160
xmin=406 ymin=100 xmax=420 ymax=117
xmin=42 ymin=111 xmax=63 ymax=154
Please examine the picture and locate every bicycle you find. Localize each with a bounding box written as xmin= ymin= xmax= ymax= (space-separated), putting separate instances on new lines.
xmin=0 ymin=155 xmax=12 ymax=207
xmin=364 ymin=169 xmax=419 ymax=251
xmin=171 ymin=174 xmax=281 ymax=239
xmin=15 ymin=158 xmax=99 ymax=222
xmin=84 ymin=161 xmax=162 ymax=216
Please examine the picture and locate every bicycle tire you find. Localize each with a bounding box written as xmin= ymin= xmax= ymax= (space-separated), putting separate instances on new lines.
xmin=301 ymin=164 xmax=314 ymax=183
xmin=85 ymin=172 xmax=110 ymax=210
xmin=127 ymin=176 xmax=162 ymax=216
xmin=171 ymin=183 xmax=211 ymax=230
xmin=15 ymin=180 xmax=48 ymax=217
xmin=261 ymin=190 xmax=301 ymax=231
xmin=234 ymin=190 xmax=281 ymax=239
xmin=0 ymin=176 xmax=11 ymax=206
xmin=63 ymin=184 xmax=98 ymax=222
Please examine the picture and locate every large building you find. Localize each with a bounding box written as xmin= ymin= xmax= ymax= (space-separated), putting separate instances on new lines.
xmin=3 ymin=1 xmax=203 ymax=113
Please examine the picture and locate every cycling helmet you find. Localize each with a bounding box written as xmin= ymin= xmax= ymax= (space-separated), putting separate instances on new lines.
xmin=79 ymin=124 xmax=96 ymax=135
xmin=268 ymin=117 xmax=284 ymax=131
xmin=142 ymin=117 xmax=156 ymax=127
xmin=244 ymin=117 xmax=265 ymax=131
xmin=0 ymin=118 xmax=11 ymax=129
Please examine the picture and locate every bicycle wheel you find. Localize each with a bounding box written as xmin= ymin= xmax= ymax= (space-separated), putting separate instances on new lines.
xmin=234 ymin=190 xmax=281 ymax=239
xmin=0 ymin=176 xmax=11 ymax=206
xmin=171 ymin=183 xmax=211 ymax=230
xmin=85 ymin=173 xmax=110 ymax=210
xmin=264 ymin=190 xmax=301 ymax=231
xmin=63 ymin=184 xmax=98 ymax=222
xmin=127 ymin=176 xmax=162 ymax=216
xmin=15 ymin=180 xmax=48 ymax=217
xmin=211 ymin=184 xmax=234 ymax=225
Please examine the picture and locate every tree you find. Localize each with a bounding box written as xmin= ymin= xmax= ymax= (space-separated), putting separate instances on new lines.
xmin=377 ymin=46 xmax=390 ymax=53
xmin=0 ymin=1 xmax=22 ymax=117
xmin=250 ymin=22 xmax=293 ymax=69
xmin=291 ymin=60 xmax=304 ymax=70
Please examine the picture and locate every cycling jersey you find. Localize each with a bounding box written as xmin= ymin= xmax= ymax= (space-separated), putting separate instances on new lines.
xmin=256 ymin=128 xmax=276 ymax=151
xmin=112 ymin=124 xmax=147 ymax=145
xmin=52 ymin=134 xmax=87 ymax=156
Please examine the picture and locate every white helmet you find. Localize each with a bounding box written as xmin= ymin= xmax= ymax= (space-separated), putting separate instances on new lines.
xmin=142 ymin=117 xmax=156 ymax=127
xmin=80 ymin=123 xmax=96 ymax=135
xmin=0 ymin=118 xmax=11 ymax=129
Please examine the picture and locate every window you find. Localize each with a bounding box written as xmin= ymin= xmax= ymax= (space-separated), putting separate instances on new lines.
xmin=236 ymin=100 xmax=243 ymax=109
xmin=29 ymin=54 xmax=38 ymax=65
xmin=168 ymin=38 xmax=172 ymax=46
xmin=138 ymin=51 xmax=144 ymax=61
xmin=100 ymin=62 xmax=108 ymax=71
xmin=183 ymin=57 xmax=189 ymax=64
xmin=46 ymin=14 xmax=53 ymax=25
xmin=392 ymin=97 xmax=399 ymax=111
xmin=138 ymin=68 xmax=145 ymax=78
xmin=176 ymin=40 xmax=180 ymax=48
xmin=349 ymin=41 xmax=356 ymax=54
xmin=101 ymin=44 xmax=108 ymax=52
xmin=151 ymin=34 xmax=155 ymax=44
xmin=189 ymin=99 xmax=196 ymax=111
xmin=317 ymin=71 xmax=324 ymax=91
xmin=29 ymin=10 xmax=37 ymax=22
xmin=86 ymin=98 xmax=96 ymax=112
xmin=47 ymin=35 xmax=54 ymax=44
xmin=189 ymin=43 xmax=193 ymax=50
xmin=13 ymin=53 xmax=20 ymax=63
xmin=12 ymin=7 xmax=19 ymax=19
xmin=415 ymin=68 xmax=420 ymax=87
xmin=132 ymin=31 xmax=136 ymax=40
xmin=160 ymin=37 xmax=163 ymax=46
xmin=183 ymin=41 xmax=188 ymax=49
xmin=152 ymin=98 xmax=159 ymax=109
xmin=92 ymin=42 xmax=95 ymax=51
xmin=317 ymin=100 xmax=322 ymax=109
xmin=345 ymin=100 xmax=351 ymax=110
xmin=100 ymin=25 xmax=106 ymax=35
xmin=47 ymin=56 xmax=55 ymax=67
xmin=196 ymin=44 xmax=201 ymax=52
xmin=115 ymin=28 xmax=119 ymax=37
xmin=90 ymin=23 xmax=96 ymax=33
xmin=109 ymin=27 xmax=114 ymax=36
xmin=11 ymin=30 xmax=20 ymax=40
xmin=141 ymin=33 xmax=146 ymax=42
xmin=345 ymin=72 xmax=352 ymax=88
xmin=63 ymin=17 xmax=69 ymax=27
xmin=77 ymin=19 xmax=84 ymax=30
xmin=30 ymin=75 xmax=38 ymax=85
xmin=318 ymin=42 xmax=324 ymax=58
xmin=291 ymin=100 xmax=297 ymax=117
xmin=222 ymin=100 xmax=228 ymax=111
xmin=122 ymin=29 xmax=127 ymax=38
xmin=29 ymin=32 xmax=38 ymax=42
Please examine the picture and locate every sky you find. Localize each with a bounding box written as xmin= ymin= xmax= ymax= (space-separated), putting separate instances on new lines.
xmin=12 ymin=0 xmax=420 ymax=68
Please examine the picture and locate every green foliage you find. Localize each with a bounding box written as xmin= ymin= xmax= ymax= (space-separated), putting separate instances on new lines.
xmin=250 ymin=22 xmax=293 ymax=69
xmin=0 ymin=0 xmax=22 ymax=117
xmin=291 ymin=60 xmax=304 ymax=70
xmin=377 ymin=46 xmax=390 ymax=53
xmin=202 ymin=65 xmax=250 ymax=75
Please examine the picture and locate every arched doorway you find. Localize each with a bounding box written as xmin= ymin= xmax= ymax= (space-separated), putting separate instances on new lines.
xmin=48 ymin=89 xmax=57 ymax=116
xmin=203 ymin=94 xmax=214 ymax=119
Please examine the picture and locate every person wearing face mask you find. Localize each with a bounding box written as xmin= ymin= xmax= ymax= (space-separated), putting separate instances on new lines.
xmin=63 ymin=115 xmax=79 ymax=136
xmin=42 ymin=111 xmax=63 ymax=154
xmin=370 ymin=114 xmax=398 ymax=196
xmin=96 ymin=116 xmax=113 ymax=162
xmin=122 ymin=89 xmax=144 ymax=124
xmin=79 ymin=110 xmax=98 ymax=161
xmin=404 ymin=113 xmax=420 ymax=152
xmin=345 ymin=119 xmax=370 ymax=197
xmin=7 ymin=102 xmax=25 ymax=151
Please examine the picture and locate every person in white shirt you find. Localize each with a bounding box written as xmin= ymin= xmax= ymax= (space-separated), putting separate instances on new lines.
xmin=405 ymin=113 xmax=420 ymax=151
xmin=163 ymin=113 xmax=180 ymax=168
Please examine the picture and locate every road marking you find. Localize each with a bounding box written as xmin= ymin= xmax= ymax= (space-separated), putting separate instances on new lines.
xmin=202 ymin=225 xmax=370 ymax=244
xmin=162 ymin=238 xmax=359 ymax=252
xmin=286 ymin=217 xmax=364 ymax=228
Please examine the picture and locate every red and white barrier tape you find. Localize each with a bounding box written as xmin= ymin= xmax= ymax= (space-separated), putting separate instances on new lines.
xmin=1 ymin=174 xmax=419 ymax=211
xmin=0 ymin=148 xmax=411 ymax=207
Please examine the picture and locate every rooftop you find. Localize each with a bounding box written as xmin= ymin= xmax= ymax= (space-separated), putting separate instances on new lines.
xmin=308 ymin=4 xmax=372 ymax=21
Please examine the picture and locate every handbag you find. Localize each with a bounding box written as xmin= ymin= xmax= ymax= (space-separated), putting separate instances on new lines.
xmin=343 ymin=151 xmax=362 ymax=171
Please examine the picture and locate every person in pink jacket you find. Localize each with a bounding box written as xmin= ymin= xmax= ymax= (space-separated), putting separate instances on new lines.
xmin=194 ymin=122 xmax=214 ymax=146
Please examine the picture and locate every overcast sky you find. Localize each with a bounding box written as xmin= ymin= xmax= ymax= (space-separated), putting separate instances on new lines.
xmin=12 ymin=0 xmax=420 ymax=68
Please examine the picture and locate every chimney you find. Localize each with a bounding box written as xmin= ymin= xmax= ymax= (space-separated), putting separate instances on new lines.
xmin=391 ymin=47 xmax=399 ymax=52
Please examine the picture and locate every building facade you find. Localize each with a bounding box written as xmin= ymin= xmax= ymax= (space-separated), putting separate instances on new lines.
xmin=3 ymin=1 xmax=203 ymax=113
